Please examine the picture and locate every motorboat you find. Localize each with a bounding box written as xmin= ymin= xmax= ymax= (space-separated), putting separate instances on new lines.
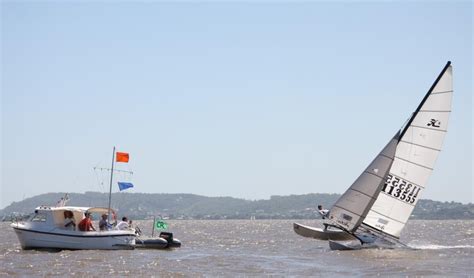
xmin=11 ymin=205 xmax=136 ymax=250
xmin=11 ymin=149 xmax=182 ymax=251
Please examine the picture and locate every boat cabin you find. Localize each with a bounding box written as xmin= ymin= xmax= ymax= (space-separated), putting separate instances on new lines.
xmin=27 ymin=206 xmax=115 ymax=229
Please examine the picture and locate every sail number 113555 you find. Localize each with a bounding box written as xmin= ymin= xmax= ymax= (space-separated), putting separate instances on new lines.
xmin=381 ymin=174 xmax=421 ymax=204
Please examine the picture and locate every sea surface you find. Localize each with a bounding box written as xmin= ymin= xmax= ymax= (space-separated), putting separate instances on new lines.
xmin=1 ymin=220 xmax=473 ymax=277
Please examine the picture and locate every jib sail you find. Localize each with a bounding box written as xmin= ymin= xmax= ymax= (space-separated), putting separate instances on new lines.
xmin=327 ymin=132 xmax=398 ymax=233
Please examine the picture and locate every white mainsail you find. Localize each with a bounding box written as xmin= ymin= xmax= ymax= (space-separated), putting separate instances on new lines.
xmin=362 ymin=62 xmax=453 ymax=238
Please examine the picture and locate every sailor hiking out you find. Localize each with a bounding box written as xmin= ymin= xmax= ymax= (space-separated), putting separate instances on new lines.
xmin=317 ymin=205 xmax=329 ymax=219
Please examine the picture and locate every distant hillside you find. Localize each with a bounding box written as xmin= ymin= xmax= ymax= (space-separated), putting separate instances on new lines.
xmin=1 ymin=192 xmax=473 ymax=220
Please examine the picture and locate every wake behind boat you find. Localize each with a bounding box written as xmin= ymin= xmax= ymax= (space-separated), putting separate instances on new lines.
xmin=294 ymin=61 xmax=453 ymax=250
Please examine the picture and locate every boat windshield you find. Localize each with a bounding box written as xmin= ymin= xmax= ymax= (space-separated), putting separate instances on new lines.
xmin=30 ymin=212 xmax=47 ymax=222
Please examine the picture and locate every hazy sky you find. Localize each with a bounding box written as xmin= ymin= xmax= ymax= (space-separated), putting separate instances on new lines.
xmin=1 ymin=1 xmax=472 ymax=209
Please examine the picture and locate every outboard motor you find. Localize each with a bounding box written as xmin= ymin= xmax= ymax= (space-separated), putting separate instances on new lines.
xmin=159 ymin=232 xmax=181 ymax=248
xmin=159 ymin=232 xmax=173 ymax=245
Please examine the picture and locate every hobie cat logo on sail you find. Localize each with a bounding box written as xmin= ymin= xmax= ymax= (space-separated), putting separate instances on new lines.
xmin=427 ymin=119 xmax=441 ymax=128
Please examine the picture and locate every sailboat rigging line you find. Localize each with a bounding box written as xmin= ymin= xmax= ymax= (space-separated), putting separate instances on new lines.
xmin=359 ymin=225 xmax=412 ymax=249
xmin=93 ymin=167 xmax=134 ymax=174
xmin=93 ymin=168 xmax=104 ymax=189
xmin=399 ymin=140 xmax=442 ymax=152
xmin=360 ymin=223 xmax=401 ymax=240
xmin=324 ymin=223 xmax=363 ymax=244
xmin=351 ymin=233 xmax=365 ymax=245
xmin=364 ymin=231 xmax=413 ymax=248
xmin=398 ymin=61 xmax=451 ymax=141
xmin=394 ymin=156 xmax=434 ymax=171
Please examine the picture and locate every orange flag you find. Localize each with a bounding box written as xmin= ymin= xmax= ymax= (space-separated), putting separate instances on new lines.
xmin=116 ymin=152 xmax=129 ymax=163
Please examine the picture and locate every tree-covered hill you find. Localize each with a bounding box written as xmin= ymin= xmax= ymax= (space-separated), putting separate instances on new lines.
xmin=1 ymin=192 xmax=472 ymax=220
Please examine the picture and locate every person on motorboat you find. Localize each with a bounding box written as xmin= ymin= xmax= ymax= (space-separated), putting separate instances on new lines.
xmin=99 ymin=213 xmax=112 ymax=231
xmin=63 ymin=211 xmax=76 ymax=231
xmin=116 ymin=217 xmax=129 ymax=230
xmin=317 ymin=205 xmax=329 ymax=219
xmin=78 ymin=212 xmax=96 ymax=231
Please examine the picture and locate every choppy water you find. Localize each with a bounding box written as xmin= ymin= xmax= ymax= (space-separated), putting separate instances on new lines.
xmin=1 ymin=220 xmax=473 ymax=276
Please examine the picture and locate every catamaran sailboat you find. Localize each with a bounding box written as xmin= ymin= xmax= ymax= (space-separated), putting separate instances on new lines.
xmin=294 ymin=61 xmax=453 ymax=250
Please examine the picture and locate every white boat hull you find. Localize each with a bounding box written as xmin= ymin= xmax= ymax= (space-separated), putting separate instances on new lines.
xmin=294 ymin=222 xmax=401 ymax=251
xmin=328 ymin=240 xmax=363 ymax=250
xmin=328 ymin=231 xmax=398 ymax=250
xmin=293 ymin=223 xmax=356 ymax=241
xmin=12 ymin=224 xmax=136 ymax=250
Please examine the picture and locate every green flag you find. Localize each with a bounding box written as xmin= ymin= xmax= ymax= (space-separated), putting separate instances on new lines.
xmin=155 ymin=220 xmax=168 ymax=230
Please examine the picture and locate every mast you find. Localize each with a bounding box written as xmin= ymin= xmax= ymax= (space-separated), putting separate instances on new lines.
xmin=107 ymin=146 xmax=115 ymax=222
xmin=399 ymin=61 xmax=451 ymax=140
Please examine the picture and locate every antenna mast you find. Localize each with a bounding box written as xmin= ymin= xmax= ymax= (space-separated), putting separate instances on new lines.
xmin=107 ymin=146 xmax=115 ymax=222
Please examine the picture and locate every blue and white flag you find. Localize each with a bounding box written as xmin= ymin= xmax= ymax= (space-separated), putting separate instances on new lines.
xmin=118 ymin=182 xmax=134 ymax=191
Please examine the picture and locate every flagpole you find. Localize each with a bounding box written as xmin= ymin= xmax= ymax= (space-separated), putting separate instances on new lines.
xmin=152 ymin=216 xmax=155 ymax=237
xmin=107 ymin=146 xmax=115 ymax=223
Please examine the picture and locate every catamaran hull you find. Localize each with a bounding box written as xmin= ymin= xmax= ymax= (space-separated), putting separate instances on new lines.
xmin=12 ymin=227 xmax=135 ymax=250
xmin=328 ymin=240 xmax=363 ymax=250
xmin=328 ymin=231 xmax=398 ymax=250
xmin=328 ymin=239 xmax=398 ymax=251
xmin=294 ymin=223 xmax=398 ymax=251
xmin=293 ymin=223 xmax=355 ymax=241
